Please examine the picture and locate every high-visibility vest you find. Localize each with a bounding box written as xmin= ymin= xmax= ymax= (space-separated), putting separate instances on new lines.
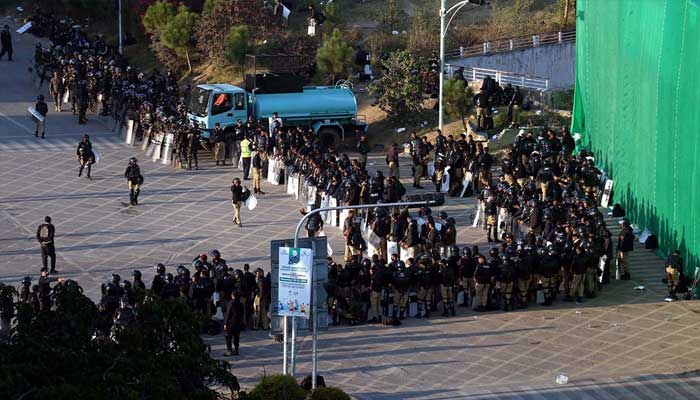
xmin=241 ymin=139 xmax=252 ymax=158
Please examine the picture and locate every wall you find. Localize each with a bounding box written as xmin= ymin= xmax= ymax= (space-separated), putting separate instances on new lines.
xmin=448 ymin=42 xmax=576 ymax=89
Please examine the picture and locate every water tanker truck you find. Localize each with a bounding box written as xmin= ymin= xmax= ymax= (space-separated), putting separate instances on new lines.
xmin=187 ymin=80 xmax=367 ymax=147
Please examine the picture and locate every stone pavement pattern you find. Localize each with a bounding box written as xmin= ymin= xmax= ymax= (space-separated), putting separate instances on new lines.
xmin=1 ymin=17 xmax=700 ymax=399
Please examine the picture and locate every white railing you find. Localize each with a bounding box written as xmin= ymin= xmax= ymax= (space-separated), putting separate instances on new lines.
xmin=447 ymin=30 xmax=576 ymax=59
xmin=445 ymin=64 xmax=550 ymax=91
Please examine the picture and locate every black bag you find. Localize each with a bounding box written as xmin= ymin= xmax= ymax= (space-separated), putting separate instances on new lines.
xmin=645 ymin=234 xmax=658 ymax=249
xmin=241 ymin=187 xmax=251 ymax=202
xmin=612 ymin=203 xmax=625 ymax=217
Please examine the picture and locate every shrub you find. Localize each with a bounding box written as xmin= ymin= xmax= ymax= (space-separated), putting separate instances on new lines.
xmin=310 ymin=386 xmax=352 ymax=400
xmin=250 ymin=374 xmax=306 ymax=400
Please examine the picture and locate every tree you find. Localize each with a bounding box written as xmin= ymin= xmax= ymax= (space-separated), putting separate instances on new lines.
xmin=443 ymin=78 xmax=474 ymax=131
xmin=195 ymin=0 xmax=283 ymax=63
xmin=142 ymin=0 xmax=176 ymax=35
xmin=224 ymin=26 xmax=249 ymax=67
xmin=0 ymin=281 xmax=239 ymax=399
xmin=203 ymin=0 xmax=225 ymax=15
xmin=316 ymin=29 xmax=353 ymax=84
xmin=160 ymin=5 xmax=201 ymax=73
xmin=368 ymin=50 xmax=425 ymax=125
xmin=407 ymin=4 xmax=439 ymax=57
xmin=377 ymin=0 xmax=407 ymax=33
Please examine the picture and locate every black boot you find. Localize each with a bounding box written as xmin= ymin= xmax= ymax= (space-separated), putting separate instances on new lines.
xmin=86 ymin=164 xmax=92 ymax=179
xmin=442 ymin=303 xmax=449 ymax=317
xmin=399 ymin=307 xmax=406 ymax=320
xmin=450 ymin=302 xmax=456 ymax=316
xmin=129 ymin=190 xmax=135 ymax=206
xmin=78 ymin=165 xmax=84 ymax=177
xmin=134 ymin=189 xmax=140 ymax=205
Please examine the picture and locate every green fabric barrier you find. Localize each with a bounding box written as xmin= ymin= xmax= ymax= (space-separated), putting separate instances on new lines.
xmin=572 ymin=0 xmax=700 ymax=266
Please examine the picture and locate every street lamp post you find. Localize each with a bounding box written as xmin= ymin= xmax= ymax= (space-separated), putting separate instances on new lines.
xmin=439 ymin=0 xmax=485 ymax=130
xmin=118 ymin=0 xmax=123 ymax=55
xmin=291 ymin=200 xmax=433 ymax=389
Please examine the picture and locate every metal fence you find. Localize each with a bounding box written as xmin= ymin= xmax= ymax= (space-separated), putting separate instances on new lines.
xmin=446 ymin=30 xmax=576 ymax=59
xmin=445 ymin=64 xmax=550 ymax=91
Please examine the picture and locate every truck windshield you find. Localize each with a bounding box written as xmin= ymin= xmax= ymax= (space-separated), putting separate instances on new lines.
xmin=189 ymin=87 xmax=211 ymax=117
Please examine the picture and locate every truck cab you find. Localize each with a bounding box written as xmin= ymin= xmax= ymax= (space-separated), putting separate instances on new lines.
xmin=188 ymin=84 xmax=248 ymax=136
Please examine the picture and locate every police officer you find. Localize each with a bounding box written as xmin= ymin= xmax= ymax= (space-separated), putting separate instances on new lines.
xmin=473 ymin=255 xmax=492 ymax=312
xmin=665 ymin=250 xmax=683 ymax=300
xmin=539 ymin=246 xmax=560 ymax=306
xmin=392 ymin=260 xmax=411 ymax=320
xmin=151 ymin=263 xmax=166 ymax=295
xmin=498 ymin=253 xmax=517 ymax=311
xmin=356 ymin=134 xmax=370 ymax=168
xmin=76 ymin=134 xmax=94 ymax=179
xmin=211 ymin=123 xmax=226 ymax=166
xmin=240 ymin=135 xmax=253 ymax=179
xmin=515 ymin=248 xmax=533 ymax=308
xmin=34 ymin=95 xmax=48 ymax=138
xmin=77 ymin=79 xmax=89 ymax=124
xmin=124 ymin=157 xmax=143 ymax=206
xmin=187 ymin=129 xmax=201 ymax=170
xmin=49 ymin=71 xmax=65 ymax=112
xmin=252 ymin=149 xmax=266 ymax=194
xmin=224 ymin=290 xmax=244 ymax=356
xmin=0 ymin=24 xmax=12 ymax=61
xmin=36 ymin=216 xmax=57 ymax=273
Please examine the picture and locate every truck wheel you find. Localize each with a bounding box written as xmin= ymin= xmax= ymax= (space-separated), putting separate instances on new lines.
xmin=318 ymin=127 xmax=340 ymax=149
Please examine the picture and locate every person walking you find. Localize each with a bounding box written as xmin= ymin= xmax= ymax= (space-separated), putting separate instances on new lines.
xmin=36 ymin=216 xmax=57 ymax=274
xmin=241 ymin=135 xmax=252 ymax=180
xmin=76 ymin=134 xmax=95 ymax=179
xmin=124 ymin=157 xmax=143 ymax=206
xmin=223 ymin=290 xmax=244 ymax=356
xmin=34 ymin=95 xmax=48 ymax=138
xmin=230 ymin=178 xmax=244 ymax=227
xmin=617 ymin=219 xmax=634 ymax=280
xmin=49 ymin=72 xmax=65 ymax=112
xmin=0 ymin=24 xmax=12 ymax=61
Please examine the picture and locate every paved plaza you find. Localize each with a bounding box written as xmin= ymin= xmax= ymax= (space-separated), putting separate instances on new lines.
xmin=2 ymin=21 xmax=700 ymax=399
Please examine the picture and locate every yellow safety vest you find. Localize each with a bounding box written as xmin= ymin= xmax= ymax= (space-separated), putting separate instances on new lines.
xmin=241 ymin=139 xmax=252 ymax=158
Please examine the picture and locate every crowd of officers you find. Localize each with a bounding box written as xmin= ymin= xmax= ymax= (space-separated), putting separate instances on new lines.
xmin=14 ymin=250 xmax=272 ymax=354
xmin=32 ymin=13 xmax=200 ymax=159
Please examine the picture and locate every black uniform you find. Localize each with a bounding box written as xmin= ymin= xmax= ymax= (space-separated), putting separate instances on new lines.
xmin=0 ymin=26 xmax=12 ymax=61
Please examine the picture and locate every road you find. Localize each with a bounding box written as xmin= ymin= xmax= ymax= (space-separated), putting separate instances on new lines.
xmin=1 ymin=15 xmax=700 ymax=399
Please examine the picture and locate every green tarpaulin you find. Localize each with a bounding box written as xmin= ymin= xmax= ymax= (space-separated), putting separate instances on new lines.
xmin=572 ymin=0 xmax=700 ymax=265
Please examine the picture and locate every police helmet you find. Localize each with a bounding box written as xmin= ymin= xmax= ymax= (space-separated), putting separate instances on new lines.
xmin=132 ymin=270 xmax=142 ymax=280
xmin=22 ymin=276 xmax=31 ymax=285
xmin=438 ymin=211 xmax=448 ymax=220
xmin=121 ymin=280 xmax=132 ymax=290
xmin=165 ymin=273 xmax=174 ymax=283
xmin=361 ymin=259 xmax=371 ymax=269
xmin=462 ymin=247 xmax=472 ymax=256
xmin=111 ymin=273 xmax=121 ymax=284
xmin=37 ymin=94 xmax=44 ymax=101
xmin=397 ymin=261 xmax=406 ymax=269
xmin=156 ymin=263 xmax=166 ymax=275
xmin=129 ymin=157 xmax=138 ymax=164
xmin=489 ymin=247 xmax=500 ymax=257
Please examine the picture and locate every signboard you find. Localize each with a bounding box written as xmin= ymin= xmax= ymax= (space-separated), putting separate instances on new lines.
xmin=270 ymin=238 xmax=328 ymax=332
xmin=278 ymin=247 xmax=312 ymax=319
